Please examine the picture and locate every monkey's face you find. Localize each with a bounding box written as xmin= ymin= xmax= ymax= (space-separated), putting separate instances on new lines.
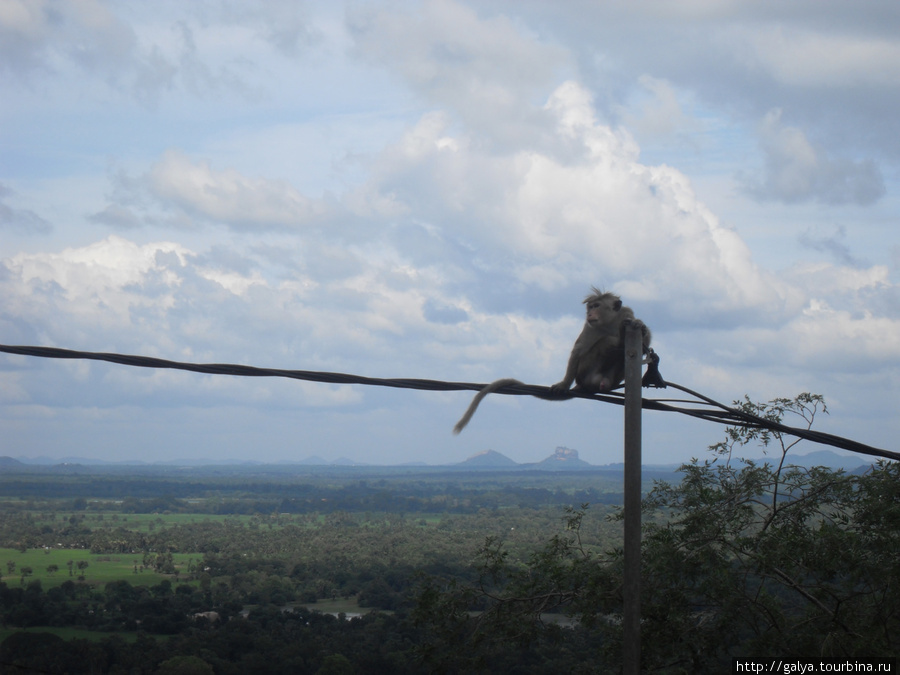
xmin=585 ymin=298 xmax=617 ymax=326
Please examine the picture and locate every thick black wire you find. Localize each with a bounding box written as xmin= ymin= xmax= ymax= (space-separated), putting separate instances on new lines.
xmin=1 ymin=344 xmax=897 ymax=462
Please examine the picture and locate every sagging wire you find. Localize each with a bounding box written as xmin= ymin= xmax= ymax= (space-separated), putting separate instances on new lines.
xmin=1 ymin=343 xmax=897 ymax=463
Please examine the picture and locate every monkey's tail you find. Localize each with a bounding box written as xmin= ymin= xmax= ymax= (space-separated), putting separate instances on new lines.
xmin=452 ymin=378 xmax=523 ymax=434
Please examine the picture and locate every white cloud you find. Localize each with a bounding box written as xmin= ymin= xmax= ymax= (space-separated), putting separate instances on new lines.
xmin=797 ymin=226 xmax=864 ymax=267
xmin=619 ymin=75 xmax=698 ymax=142
xmin=740 ymin=109 xmax=885 ymax=205
xmin=89 ymin=204 xmax=144 ymax=230
xmin=347 ymin=0 xmax=567 ymax=146
xmin=94 ymin=150 xmax=330 ymax=231
xmin=0 ymin=0 xmax=56 ymax=73
xmin=784 ymin=261 xmax=890 ymax=298
xmin=0 ymin=184 xmax=52 ymax=234
xmin=0 ymin=0 xmax=146 ymax=88
xmin=729 ymin=25 xmax=900 ymax=88
xmin=356 ymin=81 xmax=789 ymax=321
xmin=725 ymin=298 xmax=900 ymax=376
xmin=0 ymin=0 xmax=287 ymax=104
xmin=495 ymin=1 xmax=900 ymax=161
xmin=228 ymin=0 xmax=321 ymax=57
xmin=4 ymin=236 xmax=188 ymax=337
xmin=10 ymin=235 xmax=186 ymax=292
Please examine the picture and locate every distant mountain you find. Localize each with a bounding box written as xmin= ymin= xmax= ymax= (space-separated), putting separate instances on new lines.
xmin=331 ymin=457 xmax=367 ymax=466
xmin=781 ymin=450 xmax=870 ymax=471
xmin=458 ymin=450 xmax=517 ymax=468
xmin=296 ymin=455 xmax=329 ymax=465
xmin=10 ymin=455 xmax=102 ymax=466
xmin=3 ymin=449 xmax=872 ymax=472
xmin=532 ymin=447 xmax=592 ymax=471
xmin=291 ymin=455 xmax=369 ymax=466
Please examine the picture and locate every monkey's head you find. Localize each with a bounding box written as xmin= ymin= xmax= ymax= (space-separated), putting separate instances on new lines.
xmin=583 ymin=288 xmax=623 ymax=326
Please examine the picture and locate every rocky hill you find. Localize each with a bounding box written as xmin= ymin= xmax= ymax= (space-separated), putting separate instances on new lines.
xmin=458 ymin=449 xmax=517 ymax=468
xmin=532 ymin=447 xmax=593 ymax=470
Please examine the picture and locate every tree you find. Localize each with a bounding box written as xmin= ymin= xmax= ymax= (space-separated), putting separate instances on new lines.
xmin=155 ymin=655 xmax=214 ymax=675
xmin=413 ymin=393 xmax=900 ymax=672
xmin=19 ymin=566 xmax=33 ymax=585
xmin=634 ymin=393 xmax=900 ymax=666
xmin=0 ymin=631 xmax=72 ymax=673
xmin=315 ymin=654 xmax=355 ymax=675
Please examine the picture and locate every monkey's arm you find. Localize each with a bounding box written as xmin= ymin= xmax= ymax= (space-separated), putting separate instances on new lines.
xmin=640 ymin=321 xmax=652 ymax=348
xmin=549 ymin=349 xmax=579 ymax=395
xmin=619 ymin=318 xmax=651 ymax=349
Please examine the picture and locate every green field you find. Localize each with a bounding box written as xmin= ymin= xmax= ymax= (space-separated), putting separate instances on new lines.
xmin=11 ymin=510 xmax=261 ymax=530
xmin=79 ymin=512 xmax=261 ymax=529
xmin=0 ymin=547 xmax=198 ymax=589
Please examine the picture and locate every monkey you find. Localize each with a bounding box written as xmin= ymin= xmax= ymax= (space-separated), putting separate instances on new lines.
xmin=549 ymin=287 xmax=651 ymax=395
xmin=452 ymin=288 xmax=650 ymax=434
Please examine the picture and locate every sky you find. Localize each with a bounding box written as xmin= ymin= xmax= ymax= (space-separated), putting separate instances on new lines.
xmin=1 ymin=0 xmax=898 ymax=466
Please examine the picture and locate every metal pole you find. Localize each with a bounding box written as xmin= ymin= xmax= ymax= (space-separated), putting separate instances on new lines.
xmin=623 ymin=322 xmax=643 ymax=674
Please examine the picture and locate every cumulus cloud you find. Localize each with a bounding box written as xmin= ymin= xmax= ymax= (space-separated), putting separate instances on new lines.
xmin=0 ymin=0 xmax=54 ymax=74
xmin=88 ymin=204 xmax=144 ymax=230
xmin=783 ymin=261 xmax=890 ymax=305
xmin=618 ymin=75 xmax=698 ymax=142
xmin=0 ymin=0 xmax=295 ymax=104
xmin=221 ymin=0 xmax=321 ymax=57
xmin=354 ymin=81 xmax=789 ymax=324
xmin=0 ymin=0 xmax=145 ymax=87
xmin=347 ymin=0 xmax=567 ymax=147
xmin=86 ymin=80 xmax=797 ymax=327
xmin=729 ymin=24 xmax=900 ymax=89
xmin=148 ymin=150 xmax=328 ymax=229
xmin=91 ymin=150 xmax=329 ymax=231
xmin=740 ymin=109 xmax=885 ymax=205
xmin=798 ymin=226 xmax=864 ymax=267
xmin=4 ymin=236 xmax=188 ymax=330
xmin=491 ymin=1 xmax=900 ymax=161
xmin=721 ymin=293 xmax=900 ymax=377
xmin=0 ymin=184 xmax=52 ymax=234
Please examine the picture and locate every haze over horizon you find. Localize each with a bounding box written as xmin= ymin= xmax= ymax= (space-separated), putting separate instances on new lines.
xmin=2 ymin=446 xmax=871 ymax=472
xmin=1 ymin=1 xmax=898 ymax=466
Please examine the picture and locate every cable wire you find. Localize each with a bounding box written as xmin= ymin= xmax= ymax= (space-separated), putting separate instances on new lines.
xmin=1 ymin=343 xmax=896 ymax=462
